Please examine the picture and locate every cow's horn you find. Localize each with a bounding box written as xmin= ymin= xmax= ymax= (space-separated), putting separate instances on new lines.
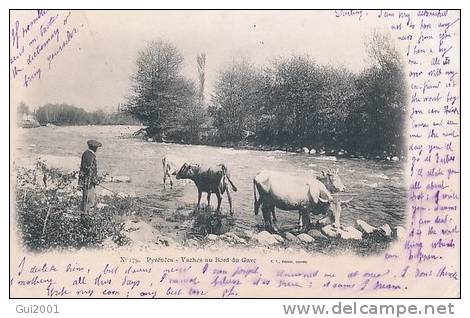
xmin=318 ymin=197 xmax=329 ymax=204
xmin=340 ymin=198 xmax=353 ymax=204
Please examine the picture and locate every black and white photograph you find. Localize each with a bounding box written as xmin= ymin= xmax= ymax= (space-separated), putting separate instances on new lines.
xmin=9 ymin=9 xmax=460 ymax=299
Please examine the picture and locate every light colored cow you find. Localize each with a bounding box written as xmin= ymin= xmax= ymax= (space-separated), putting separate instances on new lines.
xmin=253 ymin=170 xmax=351 ymax=232
xmin=162 ymin=155 xmax=185 ymax=189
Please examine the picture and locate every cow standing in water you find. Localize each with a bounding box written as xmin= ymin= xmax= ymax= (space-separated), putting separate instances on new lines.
xmin=268 ymin=168 xmax=347 ymax=224
xmin=253 ymin=170 xmax=351 ymax=232
xmin=176 ymin=163 xmax=238 ymax=215
xmin=162 ymin=155 xmax=185 ymax=189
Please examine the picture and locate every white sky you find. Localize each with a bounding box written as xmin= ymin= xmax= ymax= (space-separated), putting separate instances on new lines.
xmin=10 ymin=10 xmax=384 ymax=112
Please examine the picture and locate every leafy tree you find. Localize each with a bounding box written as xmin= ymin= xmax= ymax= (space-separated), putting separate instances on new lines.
xmin=124 ymin=40 xmax=202 ymax=140
xmin=347 ymin=31 xmax=407 ymax=154
xmin=209 ymin=59 xmax=263 ymax=141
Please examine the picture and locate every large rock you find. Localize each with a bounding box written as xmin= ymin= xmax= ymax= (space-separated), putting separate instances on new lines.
xmin=302 ymin=147 xmax=310 ymax=154
xmin=254 ymin=231 xmax=278 ymax=245
xmin=122 ymin=220 xmax=158 ymax=243
xmin=307 ymin=229 xmax=328 ymax=240
xmin=112 ymin=175 xmax=132 ymax=183
xmin=391 ymin=156 xmax=400 ymax=162
xmin=207 ymin=234 xmax=218 ymax=241
xmin=380 ymin=224 xmax=393 ymax=237
xmin=309 ymin=148 xmax=317 ymax=155
xmin=297 ymin=233 xmax=314 ymax=243
xmin=272 ymin=234 xmax=284 ymax=243
xmin=220 ymin=232 xmax=247 ymax=245
xmin=356 ymin=219 xmax=378 ymax=234
xmin=95 ymin=203 xmax=109 ymax=210
xmin=316 ymin=216 xmax=331 ymax=227
xmin=394 ymin=226 xmax=407 ymax=240
xmin=321 ymin=225 xmax=363 ymax=240
xmin=284 ymin=232 xmax=299 ymax=242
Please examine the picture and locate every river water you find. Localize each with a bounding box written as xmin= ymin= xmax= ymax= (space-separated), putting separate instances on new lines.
xmin=14 ymin=125 xmax=408 ymax=233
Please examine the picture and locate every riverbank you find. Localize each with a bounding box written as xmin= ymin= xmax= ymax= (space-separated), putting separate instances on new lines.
xmin=140 ymin=135 xmax=405 ymax=162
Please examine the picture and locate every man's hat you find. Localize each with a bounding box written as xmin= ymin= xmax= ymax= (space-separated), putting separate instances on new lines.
xmin=87 ymin=140 xmax=102 ymax=148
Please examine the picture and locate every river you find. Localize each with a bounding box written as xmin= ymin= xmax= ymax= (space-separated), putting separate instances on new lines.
xmin=14 ymin=125 xmax=408 ymax=234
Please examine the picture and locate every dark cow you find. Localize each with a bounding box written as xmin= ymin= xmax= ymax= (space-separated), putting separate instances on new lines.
xmin=253 ymin=170 xmax=351 ymax=233
xmin=176 ymin=163 xmax=238 ymax=214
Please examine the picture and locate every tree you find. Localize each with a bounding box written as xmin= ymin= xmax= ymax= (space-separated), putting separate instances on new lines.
xmin=348 ymin=31 xmax=407 ymax=154
xmin=209 ymin=59 xmax=263 ymax=141
xmin=124 ymin=40 xmax=201 ymax=139
xmin=196 ymin=53 xmax=206 ymax=107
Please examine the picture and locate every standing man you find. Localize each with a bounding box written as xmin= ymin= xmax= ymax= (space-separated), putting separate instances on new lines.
xmin=79 ymin=139 xmax=102 ymax=214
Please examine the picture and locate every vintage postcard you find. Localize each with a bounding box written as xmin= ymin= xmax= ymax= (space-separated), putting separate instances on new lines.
xmin=9 ymin=9 xmax=460 ymax=299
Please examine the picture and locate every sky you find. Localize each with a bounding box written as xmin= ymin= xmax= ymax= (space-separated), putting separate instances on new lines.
xmin=10 ymin=10 xmax=384 ymax=112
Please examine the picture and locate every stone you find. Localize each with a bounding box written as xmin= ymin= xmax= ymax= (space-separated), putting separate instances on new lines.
xmin=187 ymin=239 xmax=199 ymax=247
xmin=95 ymin=203 xmax=109 ymax=210
xmin=321 ymin=225 xmax=363 ymax=240
xmin=284 ymin=232 xmax=299 ymax=242
xmin=207 ymin=234 xmax=218 ymax=241
xmin=254 ymin=231 xmax=278 ymax=245
xmin=112 ymin=175 xmax=132 ymax=183
xmin=101 ymin=237 xmax=118 ymax=249
xmin=122 ymin=220 xmax=158 ymax=243
xmin=302 ymin=147 xmax=310 ymax=154
xmin=395 ymin=226 xmax=407 ymax=240
xmin=316 ymin=216 xmax=331 ymax=227
xmin=297 ymin=233 xmax=314 ymax=243
xmin=309 ymin=148 xmax=316 ymax=155
xmin=307 ymin=229 xmax=328 ymax=239
xmin=157 ymin=236 xmax=176 ymax=247
xmin=380 ymin=224 xmax=393 ymax=237
xmin=272 ymin=234 xmax=284 ymax=243
xmin=391 ymin=156 xmax=400 ymax=162
xmin=356 ymin=219 xmax=378 ymax=234
xmin=340 ymin=226 xmax=364 ymax=240
xmin=321 ymin=225 xmax=340 ymax=238
xmin=243 ymin=230 xmax=255 ymax=239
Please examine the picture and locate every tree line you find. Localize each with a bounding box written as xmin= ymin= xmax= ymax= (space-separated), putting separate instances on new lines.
xmin=123 ymin=31 xmax=407 ymax=156
xmin=18 ymin=103 xmax=140 ymax=126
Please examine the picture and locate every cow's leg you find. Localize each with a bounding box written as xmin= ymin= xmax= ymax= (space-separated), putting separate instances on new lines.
xmin=215 ymin=191 xmax=222 ymax=213
xmin=163 ymin=172 xmax=167 ymax=189
xmin=225 ymin=188 xmax=233 ymax=215
xmin=197 ymin=190 xmax=202 ymax=210
xmin=272 ymin=206 xmax=277 ymax=223
xmin=300 ymin=207 xmax=311 ymax=232
xmin=169 ymin=173 xmax=174 ymax=188
xmin=261 ymin=202 xmax=274 ymax=233
xmin=297 ymin=211 xmax=302 ymax=230
xmin=207 ymin=192 xmax=211 ymax=208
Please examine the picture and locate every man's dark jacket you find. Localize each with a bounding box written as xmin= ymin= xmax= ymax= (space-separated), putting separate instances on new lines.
xmin=78 ymin=149 xmax=98 ymax=190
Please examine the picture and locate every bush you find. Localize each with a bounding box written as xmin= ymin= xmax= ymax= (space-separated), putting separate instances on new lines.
xmin=15 ymin=164 xmax=132 ymax=251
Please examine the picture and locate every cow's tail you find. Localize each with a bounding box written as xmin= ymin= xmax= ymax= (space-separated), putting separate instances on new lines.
xmin=253 ymin=179 xmax=260 ymax=216
xmin=221 ymin=165 xmax=237 ymax=192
